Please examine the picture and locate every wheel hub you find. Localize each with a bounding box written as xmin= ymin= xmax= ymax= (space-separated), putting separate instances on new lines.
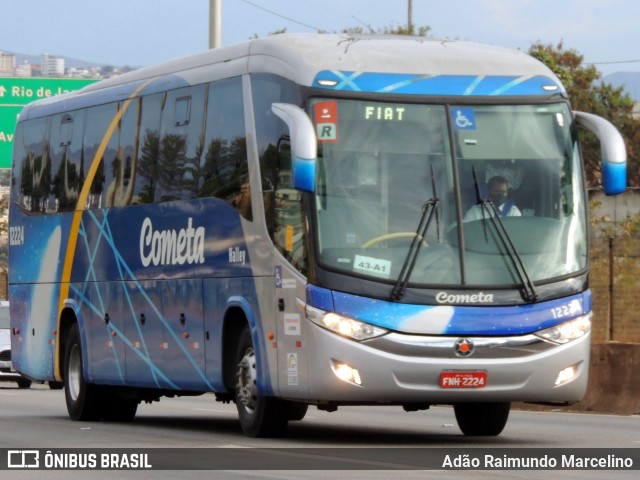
xmin=68 ymin=344 xmax=82 ymax=402
xmin=236 ymin=348 xmax=258 ymax=412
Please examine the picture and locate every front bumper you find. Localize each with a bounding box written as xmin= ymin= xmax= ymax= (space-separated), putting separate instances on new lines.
xmin=302 ymin=323 xmax=590 ymax=404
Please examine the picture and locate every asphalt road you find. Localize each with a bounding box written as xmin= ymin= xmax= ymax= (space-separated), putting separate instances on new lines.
xmin=0 ymin=382 xmax=638 ymax=479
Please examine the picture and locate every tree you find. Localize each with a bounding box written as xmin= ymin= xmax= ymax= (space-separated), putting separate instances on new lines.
xmin=529 ymin=42 xmax=640 ymax=187
xmin=157 ymin=133 xmax=187 ymax=202
xmin=252 ymin=24 xmax=431 ymax=40
xmin=342 ymin=23 xmax=430 ymax=36
xmin=137 ymin=129 xmax=160 ymax=203
xmin=52 ymin=152 xmax=80 ymax=211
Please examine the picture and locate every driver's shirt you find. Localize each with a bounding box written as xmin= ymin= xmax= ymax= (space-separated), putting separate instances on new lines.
xmin=463 ymin=202 xmax=521 ymax=222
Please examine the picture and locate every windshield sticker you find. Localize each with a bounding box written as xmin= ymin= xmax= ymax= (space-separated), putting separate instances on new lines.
xmin=314 ymin=100 xmax=338 ymax=143
xmin=353 ymin=254 xmax=391 ymax=279
xmin=452 ymin=107 xmax=476 ymax=130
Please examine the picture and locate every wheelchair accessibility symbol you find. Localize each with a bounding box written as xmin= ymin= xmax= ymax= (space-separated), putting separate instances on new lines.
xmin=453 ymin=107 xmax=476 ymax=130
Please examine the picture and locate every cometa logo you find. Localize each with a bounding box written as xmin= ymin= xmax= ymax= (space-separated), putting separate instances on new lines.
xmin=139 ymin=217 xmax=205 ymax=267
xmin=435 ymin=291 xmax=494 ymax=304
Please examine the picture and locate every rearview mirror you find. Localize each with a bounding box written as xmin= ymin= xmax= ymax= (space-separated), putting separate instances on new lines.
xmin=272 ymin=103 xmax=317 ymax=192
xmin=574 ymin=111 xmax=626 ymax=196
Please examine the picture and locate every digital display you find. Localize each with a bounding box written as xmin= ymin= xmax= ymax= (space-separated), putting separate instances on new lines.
xmin=364 ymin=106 xmax=406 ymax=121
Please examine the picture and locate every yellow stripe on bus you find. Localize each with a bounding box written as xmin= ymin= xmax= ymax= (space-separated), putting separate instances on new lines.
xmin=54 ymin=81 xmax=149 ymax=381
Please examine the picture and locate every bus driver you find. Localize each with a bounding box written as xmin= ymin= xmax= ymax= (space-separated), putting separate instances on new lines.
xmin=464 ymin=175 xmax=521 ymax=221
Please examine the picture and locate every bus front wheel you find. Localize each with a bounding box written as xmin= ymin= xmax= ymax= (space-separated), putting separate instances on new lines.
xmin=63 ymin=324 xmax=104 ymax=421
xmin=102 ymin=393 xmax=138 ymax=422
xmin=453 ymin=402 xmax=511 ymax=436
xmin=234 ymin=326 xmax=289 ymax=437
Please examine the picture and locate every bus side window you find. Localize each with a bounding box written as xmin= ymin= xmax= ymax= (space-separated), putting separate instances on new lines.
xmin=157 ymin=85 xmax=207 ymax=202
xmin=133 ymin=93 xmax=163 ymax=204
xmin=10 ymin=123 xmax=26 ymax=208
xmin=200 ymin=77 xmax=250 ymax=219
xmin=83 ymin=103 xmax=118 ymax=210
xmin=250 ymin=73 xmax=301 ymax=214
xmin=50 ymin=111 xmax=85 ymax=211
xmin=97 ymin=99 xmax=140 ymax=208
xmin=17 ymin=117 xmax=50 ymax=213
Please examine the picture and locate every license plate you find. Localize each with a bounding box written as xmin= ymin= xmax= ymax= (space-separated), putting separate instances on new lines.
xmin=440 ymin=371 xmax=487 ymax=389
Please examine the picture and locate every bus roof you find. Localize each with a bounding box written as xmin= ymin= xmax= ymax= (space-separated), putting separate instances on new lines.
xmin=19 ymin=33 xmax=564 ymax=120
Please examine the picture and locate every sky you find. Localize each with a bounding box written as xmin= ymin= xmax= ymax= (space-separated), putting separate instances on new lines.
xmin=1 ymin=0 xmax=639 ymax=77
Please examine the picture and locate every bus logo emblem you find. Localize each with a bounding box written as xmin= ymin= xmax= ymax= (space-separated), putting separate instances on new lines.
xmin=454 ymin=338 xmax=474 ymax=357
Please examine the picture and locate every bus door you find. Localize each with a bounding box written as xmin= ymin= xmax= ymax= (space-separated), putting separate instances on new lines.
xmin=274 ymin=263 xmax=309 ymax=398
xmin=272 ymin=141 xmax=310 ymax=398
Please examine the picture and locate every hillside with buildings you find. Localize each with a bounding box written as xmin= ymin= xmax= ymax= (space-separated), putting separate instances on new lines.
xmin=0 ymin=49 xmax=133 ymax=79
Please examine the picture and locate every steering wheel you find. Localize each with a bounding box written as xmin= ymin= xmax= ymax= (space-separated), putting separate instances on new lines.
xmin=362 ymin=232 xmax=428 ymax=249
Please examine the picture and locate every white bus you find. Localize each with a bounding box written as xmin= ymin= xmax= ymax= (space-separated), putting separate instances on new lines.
xmin=9 ymin=33 xmax=626 ymax=437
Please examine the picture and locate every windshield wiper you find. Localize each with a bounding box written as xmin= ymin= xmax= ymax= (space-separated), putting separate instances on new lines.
xmin=471 ymin=167 xmax=491 ymax=243
xmin=470 ymin=168 xmax=538 ymax=303
xmin=390 ymin=164 xmax=440 ymax=301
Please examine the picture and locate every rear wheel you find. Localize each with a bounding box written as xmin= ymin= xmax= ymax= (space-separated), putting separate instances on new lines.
xmin=63 ymin=324 xmax=104 ymax=421
xmin=16 ymin=378 xmax=32 ymax=389
xmin=454 ymin=402 xmax=511 ymax=436
xmin=234 ymin=326 xmax=289 ymax=437
xmin=102 ymin=393 xmax=138 ymax=422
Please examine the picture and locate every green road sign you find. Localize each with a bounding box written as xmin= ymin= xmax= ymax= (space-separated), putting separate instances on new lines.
xmin=0 ymin=106 xmax=22 ymax=168
xmin=0 ymin=77 xmax=99 ymax=169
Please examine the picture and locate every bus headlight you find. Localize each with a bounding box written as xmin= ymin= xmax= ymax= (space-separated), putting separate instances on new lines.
xmin=304 ymin=305 xmax=388 ymax=341
xmin=535 ymin=314 xmax=591 ymax=344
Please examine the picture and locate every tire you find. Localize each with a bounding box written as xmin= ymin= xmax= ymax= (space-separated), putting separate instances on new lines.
xmin=286 ymin=401 xmax=309 ymax=421
xmin=48 ymin=381 xmax=64 ymax=390
xmin=16 ymin=378 xmax=32 ymax=389
xmin=454 ymin=402 xmax=511 ymax=436
xmin=102 ymin=395 xmax=138 ymax=422
xmin=234 ymin=325 xmax=289 ymax=437
xmin=63 ymin=324 xmax=104 ymax=421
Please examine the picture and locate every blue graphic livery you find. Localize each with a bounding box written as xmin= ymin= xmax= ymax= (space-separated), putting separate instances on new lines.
xmin=313 ymin=71 xmax=564 ymax=96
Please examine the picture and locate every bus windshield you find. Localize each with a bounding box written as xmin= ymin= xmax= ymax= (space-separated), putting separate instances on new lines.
xmin=312 ymin=99 xmax=586 ymax=289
